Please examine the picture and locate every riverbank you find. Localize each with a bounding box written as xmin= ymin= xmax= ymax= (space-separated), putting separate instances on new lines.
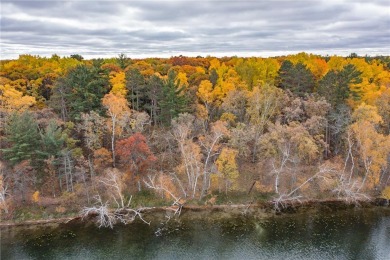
xmin=3 ymin=205 xmax=390 ymax=260
xmin=1 ymin=198 xmax=389 ymax=228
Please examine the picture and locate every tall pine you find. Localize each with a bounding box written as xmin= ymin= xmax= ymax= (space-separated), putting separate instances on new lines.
xmin=126 ymin=68 xmax=147 ymax=111
xmin=50 ymin=64 xmax=110 ymax=121
xmin=159 ymin=70 xmax=188 ymax=125
xmin=2 ymin=112 xmax=41 ymax=165
xmin=277 ymin=60 xmax=315 ymax=97
xmin=317 ymin=64 xmax=362 ymax=107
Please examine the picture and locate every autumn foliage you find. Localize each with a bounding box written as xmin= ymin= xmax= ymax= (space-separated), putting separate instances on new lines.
xmin=0 ymin=53 xmax=390 ymax=219
xmin=116 ymin=133 xmax=157 ymax=176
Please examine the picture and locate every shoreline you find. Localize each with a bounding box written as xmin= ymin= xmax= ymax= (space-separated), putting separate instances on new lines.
xmin=1 ymin=198 xmax=389 ymax=228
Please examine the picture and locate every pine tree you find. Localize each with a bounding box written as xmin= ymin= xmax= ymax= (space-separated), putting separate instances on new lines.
xmin=145 ymin=75 xmax=163 ymax=125
xmin=277 ymin=60 xmax=315 ymax=97
xmin=126 ymin=68 xmax=147 ymax=111
xmin=50 ymin=64 xmax=110 ymax=121
xmin=38 ymin=120 xmax=65 ymax=160
xmin=2 ymin=112 xmax=41 ymax=165
xmin=159 ymin=70 xmax=189 ymax=125
xmin=317 ymin=64 xmax=362 ymax=107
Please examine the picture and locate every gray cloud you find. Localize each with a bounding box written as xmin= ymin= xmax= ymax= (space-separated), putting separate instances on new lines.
xmin=0 ymin=0 xmax=389 ymax=59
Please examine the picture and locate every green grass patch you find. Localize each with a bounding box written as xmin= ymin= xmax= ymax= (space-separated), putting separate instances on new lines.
xmin=128 ymin=190 xmax=170 ymax=208
xmin=206 ymin=191 xmax=273 ymax=205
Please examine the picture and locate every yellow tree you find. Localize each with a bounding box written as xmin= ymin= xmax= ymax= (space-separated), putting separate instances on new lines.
xmin=372 ymin=62 xmax=390 ymax=87
xmin=102 ymin=93 xmax=131 ymax=167
xmin=0 ymin=84 xmax=36 ymax=134
xmin=197 ymin=68 xmax=242 ymax=122
xmin=261 ymin=58 xmax=280 ymax=85
xmin=215 ymin=147 xmax=239 ymax=193
xmin=109 ymin=71 xmax=127 ymax=96
xmin=350 ymin=103 xmax=390 ymax=190
xmin=286 ymin=54 xmax=328 ymax=80
xmin=308 ymin=58 xmax=329 ymax=80
xmin=327 ymin=56 xmax=347 ymax=71
xmin=209 ymin=58 xmax=221 ymax=72
xmin=212 ymin=68 xmax=240 ymax=105
xmin=286 ymin=52 xmax=311 ymax=65
xmin=347 ymin=58 xmax=390 ymax=107
xmin=175 ymin=72 xmax=188 ymax=87
xmin=0 ymin=84 xmax=36 ymax=112
xmin=197 ymin=80 xmax=215 ymax=120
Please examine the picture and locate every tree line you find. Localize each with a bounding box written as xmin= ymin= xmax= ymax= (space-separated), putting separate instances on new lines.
xmin=0 ymin=52 xmax=389 ymax=219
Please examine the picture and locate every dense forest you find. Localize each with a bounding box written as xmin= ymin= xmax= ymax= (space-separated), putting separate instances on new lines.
xmin=1 ymin=53 xmax=390 ymax=222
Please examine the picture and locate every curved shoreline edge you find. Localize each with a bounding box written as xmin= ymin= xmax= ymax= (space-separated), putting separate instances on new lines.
xmin=1 ymin=198 xmax=389 ymax=228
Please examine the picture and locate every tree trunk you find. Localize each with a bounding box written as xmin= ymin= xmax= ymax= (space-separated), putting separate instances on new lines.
xmin=248 ymin=180 xmax=257 ymax=195
xmin=111 ymin=119 xmax=116 ymax=168
xmin=82 ymin=167 xmax=90 ymax=205
xmin=275 ymin=173 xmax=280 ymax=194
xmin=251 ymin=127 xmax=263 ymax=163
xmin=88 ymin=154 xmax=95 ymax=181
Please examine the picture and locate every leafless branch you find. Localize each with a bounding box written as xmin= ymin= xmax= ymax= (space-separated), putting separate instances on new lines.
xmin=272 ymin=164 xmax=338 ymax=210
xmin=144 ymin=173 xmax=184 ymax=217
xmin=81 ymin=195 xmax=150 ymax=228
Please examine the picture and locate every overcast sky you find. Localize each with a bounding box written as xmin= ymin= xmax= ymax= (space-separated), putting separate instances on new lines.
xmin=1 ymin=0 xmax=389 ymax=59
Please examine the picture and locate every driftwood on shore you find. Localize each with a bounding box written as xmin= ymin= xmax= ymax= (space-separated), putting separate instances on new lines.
xmin=1 ymin=198 xmax=389 ymax=228
xmin=0 ymin=216 xmax=80 ymax=227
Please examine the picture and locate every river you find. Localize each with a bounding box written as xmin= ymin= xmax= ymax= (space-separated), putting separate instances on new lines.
xmin=1 ymin=208 xmax=390 ymax=259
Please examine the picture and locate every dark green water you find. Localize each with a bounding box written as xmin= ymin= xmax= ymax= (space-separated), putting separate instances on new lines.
xmin=1 ymin=208 xmax=390 ymax=260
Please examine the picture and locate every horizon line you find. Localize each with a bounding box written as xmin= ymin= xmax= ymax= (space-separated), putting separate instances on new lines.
xmin=1 ymin=49 xmax=390 ymax=60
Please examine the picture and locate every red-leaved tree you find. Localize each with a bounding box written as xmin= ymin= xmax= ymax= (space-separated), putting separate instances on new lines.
xmin=116 ymin=133 xmax=156 ymax=189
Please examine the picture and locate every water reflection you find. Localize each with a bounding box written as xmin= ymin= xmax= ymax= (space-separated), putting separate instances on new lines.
xmin=1 ymin=208 xmax=390 ymax=260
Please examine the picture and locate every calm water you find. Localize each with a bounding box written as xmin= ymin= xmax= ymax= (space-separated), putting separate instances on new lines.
xmin=1 ymin=208 xmax=390 ymax=260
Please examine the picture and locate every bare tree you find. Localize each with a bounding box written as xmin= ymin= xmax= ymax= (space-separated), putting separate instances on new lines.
xmin=260 ymin=122 xmax=319 ymax=195
xmin=331 ymin=133 xmax=371 ymax=204
xmin=81 ymin=169 xmax=150 ymax=228
xmin=0 ymin=171 xmax=9 ymax=214
xmin=273 ymin=163 xmax=336 ymax=211
xmin=144 ymin=173 xmax=184 ymax=216
xmin=199 ymin=121 xmax=227 ymax=199
xmin=171 ymin=114 xmax=229 ymax=199
xmin=81 ymin=195 xmax=116 ymax=228
xmin=246 ymin=85 xmax=285 ymax=162
xmin=172 ymin=114 xmax=202 ymax=198
xmin=270 ymin=142 xmax=294 ymax=195
xmin=98 ymin=169 xmax=127 ymax=208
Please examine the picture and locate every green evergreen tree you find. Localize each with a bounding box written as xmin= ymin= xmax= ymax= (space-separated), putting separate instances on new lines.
xmin=159 ymin=70 xmax=189 ymax=125
xmin=117 ymin=53 xmax=131 ymax=70
xmin=317 ymin=64 xmax=362 ymax=156
xmin=50 ymin=64 xmax=110 ymax=121
xmin=126 ymin=68 xmax=147 ymax=111
xmin=38 ymin=120 xmax=65 ymax=160
xmin=277 ymin=60 xmax=315 ymax=97
xmin=145 ymin=74 xmax=164 ymax=125
xmin=2 ymin=112 xmax=41 ymax=165
xmin=317 ymin=64 xmax=362 ymax=107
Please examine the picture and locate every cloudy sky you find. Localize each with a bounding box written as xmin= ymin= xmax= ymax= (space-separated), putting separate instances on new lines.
xmin=1 ymin=0 xmax=389 ymax=59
